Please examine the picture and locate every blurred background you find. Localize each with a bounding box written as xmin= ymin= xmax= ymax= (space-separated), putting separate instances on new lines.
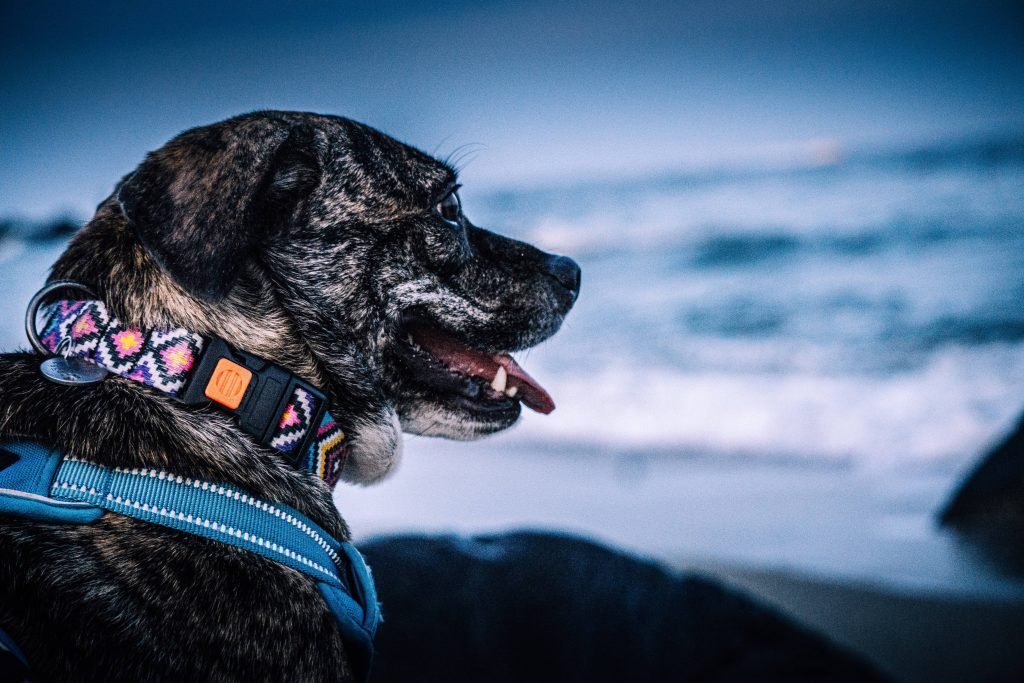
xmin=3 ymin=2 xmax=1024 ymax=680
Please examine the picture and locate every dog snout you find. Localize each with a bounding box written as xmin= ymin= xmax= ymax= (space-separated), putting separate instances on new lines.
xmin=544 ymin=255 xmax=582 ymax=299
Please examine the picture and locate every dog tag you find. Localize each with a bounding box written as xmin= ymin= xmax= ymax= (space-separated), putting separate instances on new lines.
xmin=40 ymin=356 xmax=110 ymax=385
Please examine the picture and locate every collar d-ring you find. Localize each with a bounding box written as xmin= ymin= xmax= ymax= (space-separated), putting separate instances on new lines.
xmin=24 ymin=280 xmax=97 ymax=355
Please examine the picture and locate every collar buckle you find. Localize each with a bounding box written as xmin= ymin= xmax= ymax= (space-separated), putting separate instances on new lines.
xmin=179 ymin=337 xmax=328 ymax=465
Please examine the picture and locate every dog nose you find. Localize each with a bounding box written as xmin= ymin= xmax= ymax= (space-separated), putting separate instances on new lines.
xmin=546 ymin=255 xmax=581 ymax=298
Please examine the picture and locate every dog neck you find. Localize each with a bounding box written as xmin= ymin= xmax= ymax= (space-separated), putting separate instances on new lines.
xmin=38 ymin=295 xmax=350 ymax=485
xmin=46 ymin=199 xmax=403 ymax=487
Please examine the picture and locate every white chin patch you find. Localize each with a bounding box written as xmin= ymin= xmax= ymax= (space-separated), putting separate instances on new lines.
xmin=399 ymin=403 xmax=514 ymax=440
xmin=339 ymin=409 xmax=403 ymax=485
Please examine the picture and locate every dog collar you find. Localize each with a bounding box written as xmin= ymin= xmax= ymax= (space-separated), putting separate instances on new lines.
xmin=33 ymin=296 xmax=349 ymax=486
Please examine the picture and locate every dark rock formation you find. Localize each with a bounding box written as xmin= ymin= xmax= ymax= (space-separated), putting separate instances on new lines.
xmin=942 ymin=414 xmax=1024 ymax=528
xmin=362 ymin=531 xmax=888 ymax=682
xmin=940 ymin=414 xmax=1024 ymax=574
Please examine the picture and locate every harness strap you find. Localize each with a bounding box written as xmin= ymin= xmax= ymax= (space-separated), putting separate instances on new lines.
xmin=0 ymin=626 xmax=32 ymax=682
xmin=37 ymin=299 xmax=348 ymax=486
xmin=0 ymin=441 xmax=380 ymax=681
xmin=51 ymin=457 xmax=348 ymax=584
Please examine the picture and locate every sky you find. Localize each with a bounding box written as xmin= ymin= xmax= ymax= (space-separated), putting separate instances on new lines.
xmin=2 ymin=0 xmax=1023 ymax=218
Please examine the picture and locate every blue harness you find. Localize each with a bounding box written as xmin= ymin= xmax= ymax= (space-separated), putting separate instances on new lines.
xmin=0 ymin=440 xmax=380 ymax=681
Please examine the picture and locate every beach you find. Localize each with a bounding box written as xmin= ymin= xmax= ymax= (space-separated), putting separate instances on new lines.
xmin=340 ymin=437 xmax=1024 ymax=682
xmin=714 ymin=564 xmax=1024 ymax=683
xmin=3 ymin=138 xmax=1024 ymax=680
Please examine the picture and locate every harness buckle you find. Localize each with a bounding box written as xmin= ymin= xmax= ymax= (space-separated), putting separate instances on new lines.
xmin=179 ymin=338 xmax=328 ymax=465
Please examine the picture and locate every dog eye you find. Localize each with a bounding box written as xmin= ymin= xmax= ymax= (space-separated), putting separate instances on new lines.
xmin=436 ymin=192 xmax=462 ymax=224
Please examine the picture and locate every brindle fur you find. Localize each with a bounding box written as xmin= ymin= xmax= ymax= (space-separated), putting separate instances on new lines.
xmin=0 ymin=111 xmax=579 ymax=682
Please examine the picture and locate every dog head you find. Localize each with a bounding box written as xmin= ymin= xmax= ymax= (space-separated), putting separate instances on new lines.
xmin=103 ymin=111 xmax=579 ymax=484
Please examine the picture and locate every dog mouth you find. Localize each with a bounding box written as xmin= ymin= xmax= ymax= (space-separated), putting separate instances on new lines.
xmin=394 ymin=316 xmax=555 ymax=416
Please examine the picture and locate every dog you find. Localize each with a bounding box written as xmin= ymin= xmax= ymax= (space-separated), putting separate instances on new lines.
xmin=0 ymin=111 xmax=580 ymax=682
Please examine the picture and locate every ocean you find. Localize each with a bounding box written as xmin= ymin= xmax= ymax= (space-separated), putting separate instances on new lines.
xmin=3 ymin=136 xmax=1024 ymax=595
xmin=464 ymin=139 xmax=1024 ymax=471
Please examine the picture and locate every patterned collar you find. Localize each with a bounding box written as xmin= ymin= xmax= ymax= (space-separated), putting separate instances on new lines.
xmin=37 ymin=299 xmax=348 ymax=486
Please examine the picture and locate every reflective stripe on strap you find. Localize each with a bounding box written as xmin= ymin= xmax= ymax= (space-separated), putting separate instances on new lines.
xmin=51 ymin=457 xmax=346 ymax=584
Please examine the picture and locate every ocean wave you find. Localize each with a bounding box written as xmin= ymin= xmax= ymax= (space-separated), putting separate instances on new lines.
xmin=892 ymin=136 xmax=1024 ymax=171
xmin=690 ymin=234 xmax=802 ymax=267
xmin=514 ymin=344 xmax=1024 ymax=471
xmin=0 ymin=217 xmax=81 ymax=244
xmin=486 ymin=154 xmax=1024 ymax=259
xmin=679 ymin=222 xmax=1009 ymax=268
xmin=910 ymin=317 xmax=1024 ymax=349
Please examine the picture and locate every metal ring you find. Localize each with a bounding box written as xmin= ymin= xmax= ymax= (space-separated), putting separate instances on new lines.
xmin=24 ymin=280 xmax=97 ymax=355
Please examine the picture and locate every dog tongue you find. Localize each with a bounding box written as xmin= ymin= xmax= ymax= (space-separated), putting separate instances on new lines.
xmin=410 ymin=325 xmax=556 ymax=414
xmin=494 ymin=354 xmax=556 ymax=414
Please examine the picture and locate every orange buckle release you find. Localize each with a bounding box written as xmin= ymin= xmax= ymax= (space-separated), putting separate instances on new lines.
xmin=179 ymin=337 xmax=328 ymax=464
xmin=204 ymin=358 xmax=253 ymax=410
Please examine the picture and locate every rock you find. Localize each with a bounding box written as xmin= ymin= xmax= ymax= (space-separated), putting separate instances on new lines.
xmin=361 ymin=531 xmax=888 ymax=682
xmin=942 ymin=413 xmax=1024 ymax=527
xmin=940 ymin=414 xmax=1024 ymax=572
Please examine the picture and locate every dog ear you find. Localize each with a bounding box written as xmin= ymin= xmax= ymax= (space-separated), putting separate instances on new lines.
xmin=117 ymin=119 xmax=321 ymax=302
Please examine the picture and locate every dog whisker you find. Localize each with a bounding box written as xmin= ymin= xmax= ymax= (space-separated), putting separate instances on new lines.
xmin=442 ymin=142 xmax=487 ymax=174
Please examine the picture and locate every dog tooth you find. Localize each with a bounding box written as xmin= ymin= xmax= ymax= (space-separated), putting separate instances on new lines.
xmin=505 ymin=386 xmax=518 ymax=398
xmin=491 ymin=366 xmax=507 ymax=393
